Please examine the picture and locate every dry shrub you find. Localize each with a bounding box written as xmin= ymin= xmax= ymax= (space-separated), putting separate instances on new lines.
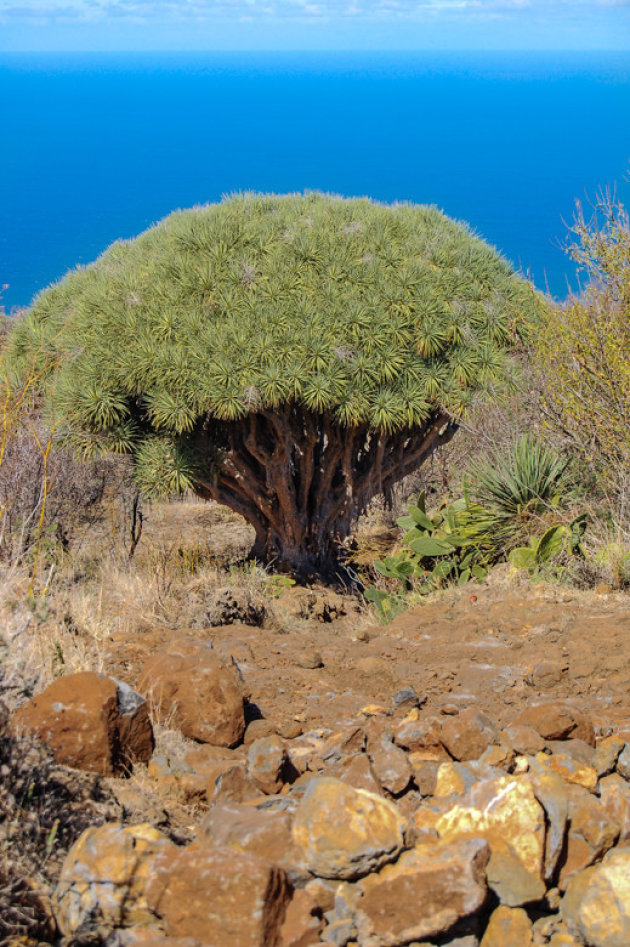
xmin=535 ymin=189 xmax=630 ymax=516
xmin=0 ymin=702 xmax=120 ymax=945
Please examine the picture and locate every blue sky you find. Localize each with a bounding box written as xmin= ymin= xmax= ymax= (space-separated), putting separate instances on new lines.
xmin=0 ymin=0 xmax=629 ymax=51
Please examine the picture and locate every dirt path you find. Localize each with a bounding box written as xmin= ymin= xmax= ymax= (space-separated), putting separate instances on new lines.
xmin=105 ymin=573 xmax=630 ymax=737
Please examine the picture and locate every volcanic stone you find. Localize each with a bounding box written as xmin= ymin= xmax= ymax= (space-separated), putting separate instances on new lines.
xmin=11 ymin=672 xmax=153 ymax=776
xmin=138 ymin=641 xmax=245 ymax=747
xmin=291 ymin=777 xmax=405 ymax=880
xmin=146 ymin=844 xmax=291 ymax=946
xmin=355 ymin=839 xmax=490 ymax=946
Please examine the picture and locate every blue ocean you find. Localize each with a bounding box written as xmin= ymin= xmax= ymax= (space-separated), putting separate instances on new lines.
xmin=1 ymin=51 xmax=629 ymax=312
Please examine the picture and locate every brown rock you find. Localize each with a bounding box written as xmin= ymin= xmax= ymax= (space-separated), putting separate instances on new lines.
xmin=594 ymin=736 xmax=624 ymax=778
xmin=481 ymin=905 xmax=533 ymax=946
xmin=527 ymin=761 xmax=569 ymax=883
xmin=279 ymin=890 xmax=323 ymax=947
xmin=138 ymin=642 xmax=245 ymax=747
xmin=355 ymin=839 xmax=490 ymax=946
xmin=534 ymin=750 xmax=598 ymax=793
xmin=616 ymin=742 xmax=630 ymax=780
xmin=530 ymin=660 xmax=567 ymax=689
xmin=500 ymin=725 xmax=546 ymax=756
xmin=54 ymin=823 xmax=174 ymax=935
xmin=478 ymin=744 xmax=515 ymax=772
xmin=208 ymin=762 xmax=263 ymax=804
xmin=440 ymin=708 xmax=500 ymax=761
xmin=146 ymin=844 xmax=291 ymax=946
xmin=198 ymin=801 xmax=306 ymax=881
xmin=296 ymin=650 xmax=324 ymax=670
xmin=435 ymin=775 xmax=547 ymax=905
xmin=562 ymin=849 xmax=630 ymax=947
xmin=244 ymin=719 xmax=278 ymax=744
xmin=248 ymin=735 xmax=291 ymax=794
xmin=320 ymin=726 xmax=366 ymax=762
xmin=356 ymin=656 xmax=390 ymax=676
xmin=557 ymin=784 xmax=620 ymax=890
xmin=279 ymin=721 xmax=303 ymax=740
xmin=327 ymin=752 xmax=383 ymax=795
xmin=304 ymin=879 xmax=337 ymax=915
xmin=291 ymin=777 xmax=406 ymax=880
xmin=394 ymin=715 xmax=450 ymax=762
xmin=599 ymin=773 xmax=630 ymax=842
xmin=367 ymin=733 xmax=413 ymax=796
xmin=11 ymin=673 xmax=153 ymax=776
xmin=408 ymin=757 xmax=439 ymax=796
xmin=512 ymin=703 xmax=595 ymax=746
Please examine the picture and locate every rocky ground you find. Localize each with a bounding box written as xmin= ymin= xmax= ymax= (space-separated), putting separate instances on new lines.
xmin=3 ymin=565 xmax=630 ymax=947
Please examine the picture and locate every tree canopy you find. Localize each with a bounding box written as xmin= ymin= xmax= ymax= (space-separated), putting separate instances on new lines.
xmin=6 ymin=192 xmax=540 ymax=574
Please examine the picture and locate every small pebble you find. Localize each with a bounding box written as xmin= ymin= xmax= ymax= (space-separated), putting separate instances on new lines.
xmin=440 ymin=703 xmax=459 ymax=716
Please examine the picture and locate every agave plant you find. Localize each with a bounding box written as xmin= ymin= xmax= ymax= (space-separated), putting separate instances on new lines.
xmin=466 ymin=434 xmax=570 ymax=551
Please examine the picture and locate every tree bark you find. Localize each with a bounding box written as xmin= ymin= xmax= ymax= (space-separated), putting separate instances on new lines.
xmin=193 ymin=405 xmax=458 ymax=578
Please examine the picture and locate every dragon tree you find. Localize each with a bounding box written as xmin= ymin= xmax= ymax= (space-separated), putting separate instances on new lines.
xmin=6 ymin=193 xmax=539 ymax=576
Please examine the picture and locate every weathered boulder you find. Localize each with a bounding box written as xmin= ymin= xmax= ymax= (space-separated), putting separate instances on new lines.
xmin=558 ymin=784 xmax=620 ymax=890
xmin=527 ymin=761 xmax=569 ymax=883
xmin=594 ymin=736 xmax=625 ymax=778
xmin=247 ymin=735 xmax=291 ymax=794
xmin=393 ymin=716 xmax=450 ymax=761
xmin=500 ymin=725 xmax=546 ymax=756
xmin=434 ymin=761 xmax=499 ymax=798
xmin=480 ymin=905 xmax=533 ymax=946
xmin=440 ymin=708 xmax=500 ymax=762
xmin=279 ymin=890 xmax=324 ymax=947
xmin=616 ymin=743 xmax=630 ymax=780
xmin=54 ymin=823 xmax=174 ymax=935
xmin=512 ymin=703 xmax=595 ymax=746
xmin=562 ymin=849 xmax=630 ymax=947
xmin=198 ymin=801 xmax=306 ymax=882
xmin=599 ymin=773 xmax=630 ymax=843
xmin=11 ymin=673 xmax=153 ymax=776
xmin=535 ymin=749 xmax=598 ymax=793
xmin=435 ymin=775 xmax=547 ymax=905
xmin=366 ymin=731 xmax=413 ymax=796
xmin=137 ymin=641 xmax=245 ymax=747
xmin=146 ymin=844 xmax=291 ymax=946
xmin=291 ymin=777 xmax=406 ymax=880
xmin=355 ymin=839 xmax=490 ymax=946
xmin=326 ymin=752 xmax=383 ymax=795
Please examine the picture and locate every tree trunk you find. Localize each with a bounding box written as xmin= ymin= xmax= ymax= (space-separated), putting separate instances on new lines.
xmin=193 ymin=405 xmax=458 ymax=579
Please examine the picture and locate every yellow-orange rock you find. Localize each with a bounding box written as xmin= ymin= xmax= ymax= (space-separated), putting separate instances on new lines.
xmin=435 ymin=775 xmax=546 ymax=906
xmin=535 ymin=750 xmax=598 ymax=793
xmin=480 ymin=905 xmax=533 ymax=946
xmin=54 ymin=823 xmax=174 ymax=935
xmin=562 ymin=849 xmax=630 ymax=947
xmin=355 ymin=839 xmax=490 ymax=946
xmin=146 ymin=844 xmax=291 ymax=947
xmin=291 ymin=777 xmax=406 ymax=880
